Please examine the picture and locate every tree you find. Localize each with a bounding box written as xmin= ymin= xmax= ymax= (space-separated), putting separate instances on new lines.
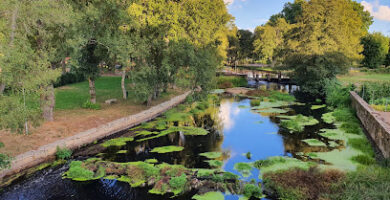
xmin=253 ymin=18 xmax=292 ymax=66
xmin=237 ymin=29 xmax=254 ymax=61
xmin=385 ymin=43 xmax=390 ymax=67
xmin=281 ymin=0 xmax=369 ymax=97
xmin=68 ymin=0 xmax=132 ymax=104
xmin=227 ymin=26 xmax=239 ymax=66
xmin=0 ymin=0 xmax=74 ymax=132
xmin=361 ymin=33 xmax=390 ymax=69
xmin=287 ymin=52 xmax=350 ymax=98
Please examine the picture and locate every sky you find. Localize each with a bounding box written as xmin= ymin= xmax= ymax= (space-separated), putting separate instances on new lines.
xmin=225 ymin=0 xmax=390 ymax=36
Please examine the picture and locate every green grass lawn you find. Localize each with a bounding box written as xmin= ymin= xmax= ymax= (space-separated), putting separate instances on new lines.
xmin=338 ymin=72 xmax=390 ymax=84
xmin=55 ymin=76 xmax=125 ymax=110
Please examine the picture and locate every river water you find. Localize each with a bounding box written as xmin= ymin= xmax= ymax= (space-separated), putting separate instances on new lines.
xmin=0 ymin=93 xmax=334 ymax=200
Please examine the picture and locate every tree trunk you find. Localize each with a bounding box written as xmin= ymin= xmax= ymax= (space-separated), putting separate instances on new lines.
xmin=61 ymin=60 xmax=66 ymax=75
xmin=41 ymin=84 xmax=55 ymax=121
xmin=0 ymin=83 xmax=5 ymax=94
xmin=10 ymin=5 xmax=18 ymax=47
xmin=146 ymin=94 xmax=153 ymax=107
xmin=121 ymin=70 xmax=127 ymax=99
xmin=88 ymin=77 xmax=96 ymax=104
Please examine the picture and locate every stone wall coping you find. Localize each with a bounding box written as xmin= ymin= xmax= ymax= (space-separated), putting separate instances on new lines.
xmin=350 ymin=91 xmax=390 ymax=132
xmin=0 ymin=91 xmax=191 ymax=181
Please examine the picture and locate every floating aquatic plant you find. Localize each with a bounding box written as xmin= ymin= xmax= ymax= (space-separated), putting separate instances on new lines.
xmin=150 ymin=146 xmax=184 ymax=154
xmin=234 ymin=162 xmax=253 ymax=177
xmin=135 ymin=130 xmax=159 ymax=137
xmin=280 ymin=114 xmax=319 ymax=132
xmin=101 ymin=137 xmax=134 ymax=148
xmin=321 ymin=112 xmax=336 ymax=124
xmin=319 ymin=129 xmax=345 ymax=141
xmin=210 ymin=89 xmax=225 ymax=94
xmin=254 ymin=156 xmax=315 ymax=177
xmin=302 ymin=139 xmax=327 ymax=147
xmin=255 ymin=108 xmax=289 ymax=114
xmin=116 ymin=150 xmax=127 ymax=154
xmin=192 ymin=192 xmax=224 ymax=200
xmin=251 ymin=101 xmax=288 ymax=110
xmin=309 ymin=148 xmax=364 ymax=171
xmin=205 ymin=160 xmax=223 ymax=168
xmin=199 ymin=152 xmax=222 ymax=159
xmin=311 ymin=104 xmax=326 ymax=110
xmin=145 ymin=159 xmax=158 ymax=164
xmin=238 ymin=105 xmax=249 ymax=109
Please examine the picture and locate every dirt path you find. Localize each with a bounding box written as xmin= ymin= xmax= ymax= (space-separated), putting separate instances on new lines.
xmin=0 ymin=91 xmax=183 ymax=157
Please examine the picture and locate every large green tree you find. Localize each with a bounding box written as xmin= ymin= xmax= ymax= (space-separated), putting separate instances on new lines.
xmin=385 ymin=43 xmax=390 ymax=67
xmin=237 ymin=29 xmax=254 ymax=61
xmin=361 ymin=33 xmax=390 ymax=69
xmin=283 ymin=0 xmax=370 ymax=97
xmin=0 ymin=0 xmax=74 ymax=132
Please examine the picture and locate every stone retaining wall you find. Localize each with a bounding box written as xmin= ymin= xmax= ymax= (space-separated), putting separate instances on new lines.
xmin=0 ymin=91 xmax=191 ymax=181
xmin=350 ymin=91 xmax=390 ymax=158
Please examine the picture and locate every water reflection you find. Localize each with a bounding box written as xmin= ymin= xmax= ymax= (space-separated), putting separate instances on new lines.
xmin=1 ymin=95 xmax=334 ymax=200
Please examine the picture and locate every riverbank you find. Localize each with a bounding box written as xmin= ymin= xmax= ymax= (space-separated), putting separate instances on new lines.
xmin=0 ymin=91 xmax=191 ymax=181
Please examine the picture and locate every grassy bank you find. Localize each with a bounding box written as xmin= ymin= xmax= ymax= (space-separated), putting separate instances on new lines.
xmin=338 ymin=71 xmax=390 ymax=84
xmin=55 ymin=76 xmax=124 ymax=110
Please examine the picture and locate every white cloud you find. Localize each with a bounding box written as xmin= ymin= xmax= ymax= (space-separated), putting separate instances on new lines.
xmin=224 ymin=0 xmax=234 ymax=5
xmin=361 ymin=0 xmax=390 ymax=22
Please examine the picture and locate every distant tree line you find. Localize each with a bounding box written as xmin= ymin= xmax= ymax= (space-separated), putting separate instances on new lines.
xmin=0 ymin=0 xmax=232 ymax=134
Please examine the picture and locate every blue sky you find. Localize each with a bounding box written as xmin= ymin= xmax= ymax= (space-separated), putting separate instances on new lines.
xmin=225 ymin=0 xmax=390 ymax=36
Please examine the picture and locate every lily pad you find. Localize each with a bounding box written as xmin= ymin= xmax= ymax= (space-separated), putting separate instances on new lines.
xmin=319 ymin=129 xmax=346 ymax=141
xmin=255 ymin=108 xmax=289 ymax=114
xmin=192 ymin=192 xmax=224 ymax=200
xmin=280 ymin=114 xmax=319 ymax=132
xmin=205 ymin=160 xmax=223 ymax=167
xmin=311 ymin=148 xmax=364 ymax=171
xmin=101 ymin=137 xmax=134 ymax=148
xmin=238 ymin=105 xmax=249 ymax=109
xmin=302 ymin=139 xmax=327 ymax=147
xmin=322 ymin=112 xmax=336 ymax=124
xmin=234 ymin=162 xmax=253 ymax=177
xmin=150 ymin=146 xmax=184 ymax=154
xmin=117 ymin=150 xmax=128 ymax=154
xmin=199 ymin=152 xmax=222 ymax=159
xmin=145 ymin=159 xmax=158 ymax=164
xmin=251 ymin=101 xmax=288 ymax=109
xmin=311 ymin=104 xmax=326 ymax=110
xmin=254 ymin=156 xmax=315 ymax=177
xmin=135 ymin=130 xmax=159 ymax=137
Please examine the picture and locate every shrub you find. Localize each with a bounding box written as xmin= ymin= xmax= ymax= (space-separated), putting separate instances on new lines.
xmin=359 ymin=82 xmax=390 ymax=104
xmin=82 ymin=101 xmax=101 ymax=110
xmin=54 ymin=68 xmax=85 ymax=88
xmin=243 ymin=184 xmax=262 ymax=198
xmin=56 ymin=146 xmax=72 ymax=160
xmin=325 ymin=79 xmax=355 ymax=108
xmin=0 ymin=153 xmax=11 ymax=169
xmin=263 ymin=167 xmax=345 ymax=200
xmin=269 ymin=91 xmax=296 ymax=102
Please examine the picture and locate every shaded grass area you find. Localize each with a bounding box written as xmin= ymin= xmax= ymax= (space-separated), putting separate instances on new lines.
xmin=338 ymin=71 xmax=390 ymax=84
xmin=216 ymin=75 xmax=247 ymax=89
xmin=55 ymin=76 xmax=124 ymax=110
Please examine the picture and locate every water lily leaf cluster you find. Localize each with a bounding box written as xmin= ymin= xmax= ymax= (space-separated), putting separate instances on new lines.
xmin=279 ymin=114 xmax=319 ymax=132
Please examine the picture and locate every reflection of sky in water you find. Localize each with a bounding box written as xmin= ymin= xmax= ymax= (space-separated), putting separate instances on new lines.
xmin=218 ymin=98 xmax=285 ymax=199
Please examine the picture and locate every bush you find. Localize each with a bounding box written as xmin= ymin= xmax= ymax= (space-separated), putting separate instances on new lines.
xmin=82 ymin=101 xmax=101 ymax=110
xmin=325 ymin=79 xmax=355 ymax=108
xmin=328 ymin=166 xmax=390 ymax=199
xmin=217 ymin=76 xmax=247 ymax=88
xmin=54 ymin=69 xmax=85 ymax=88
xmin=243 ymin=184 xmax=262 ymax=198
xmin=264 ymin=167 xmax=345 ymax=200
xmin=56 ymin=146 xmax=72 ymax=160
xmin=0 ymin=153 xmax=11 ymax=169
xmin=359 ymin=82 xmax=390 ymax=104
